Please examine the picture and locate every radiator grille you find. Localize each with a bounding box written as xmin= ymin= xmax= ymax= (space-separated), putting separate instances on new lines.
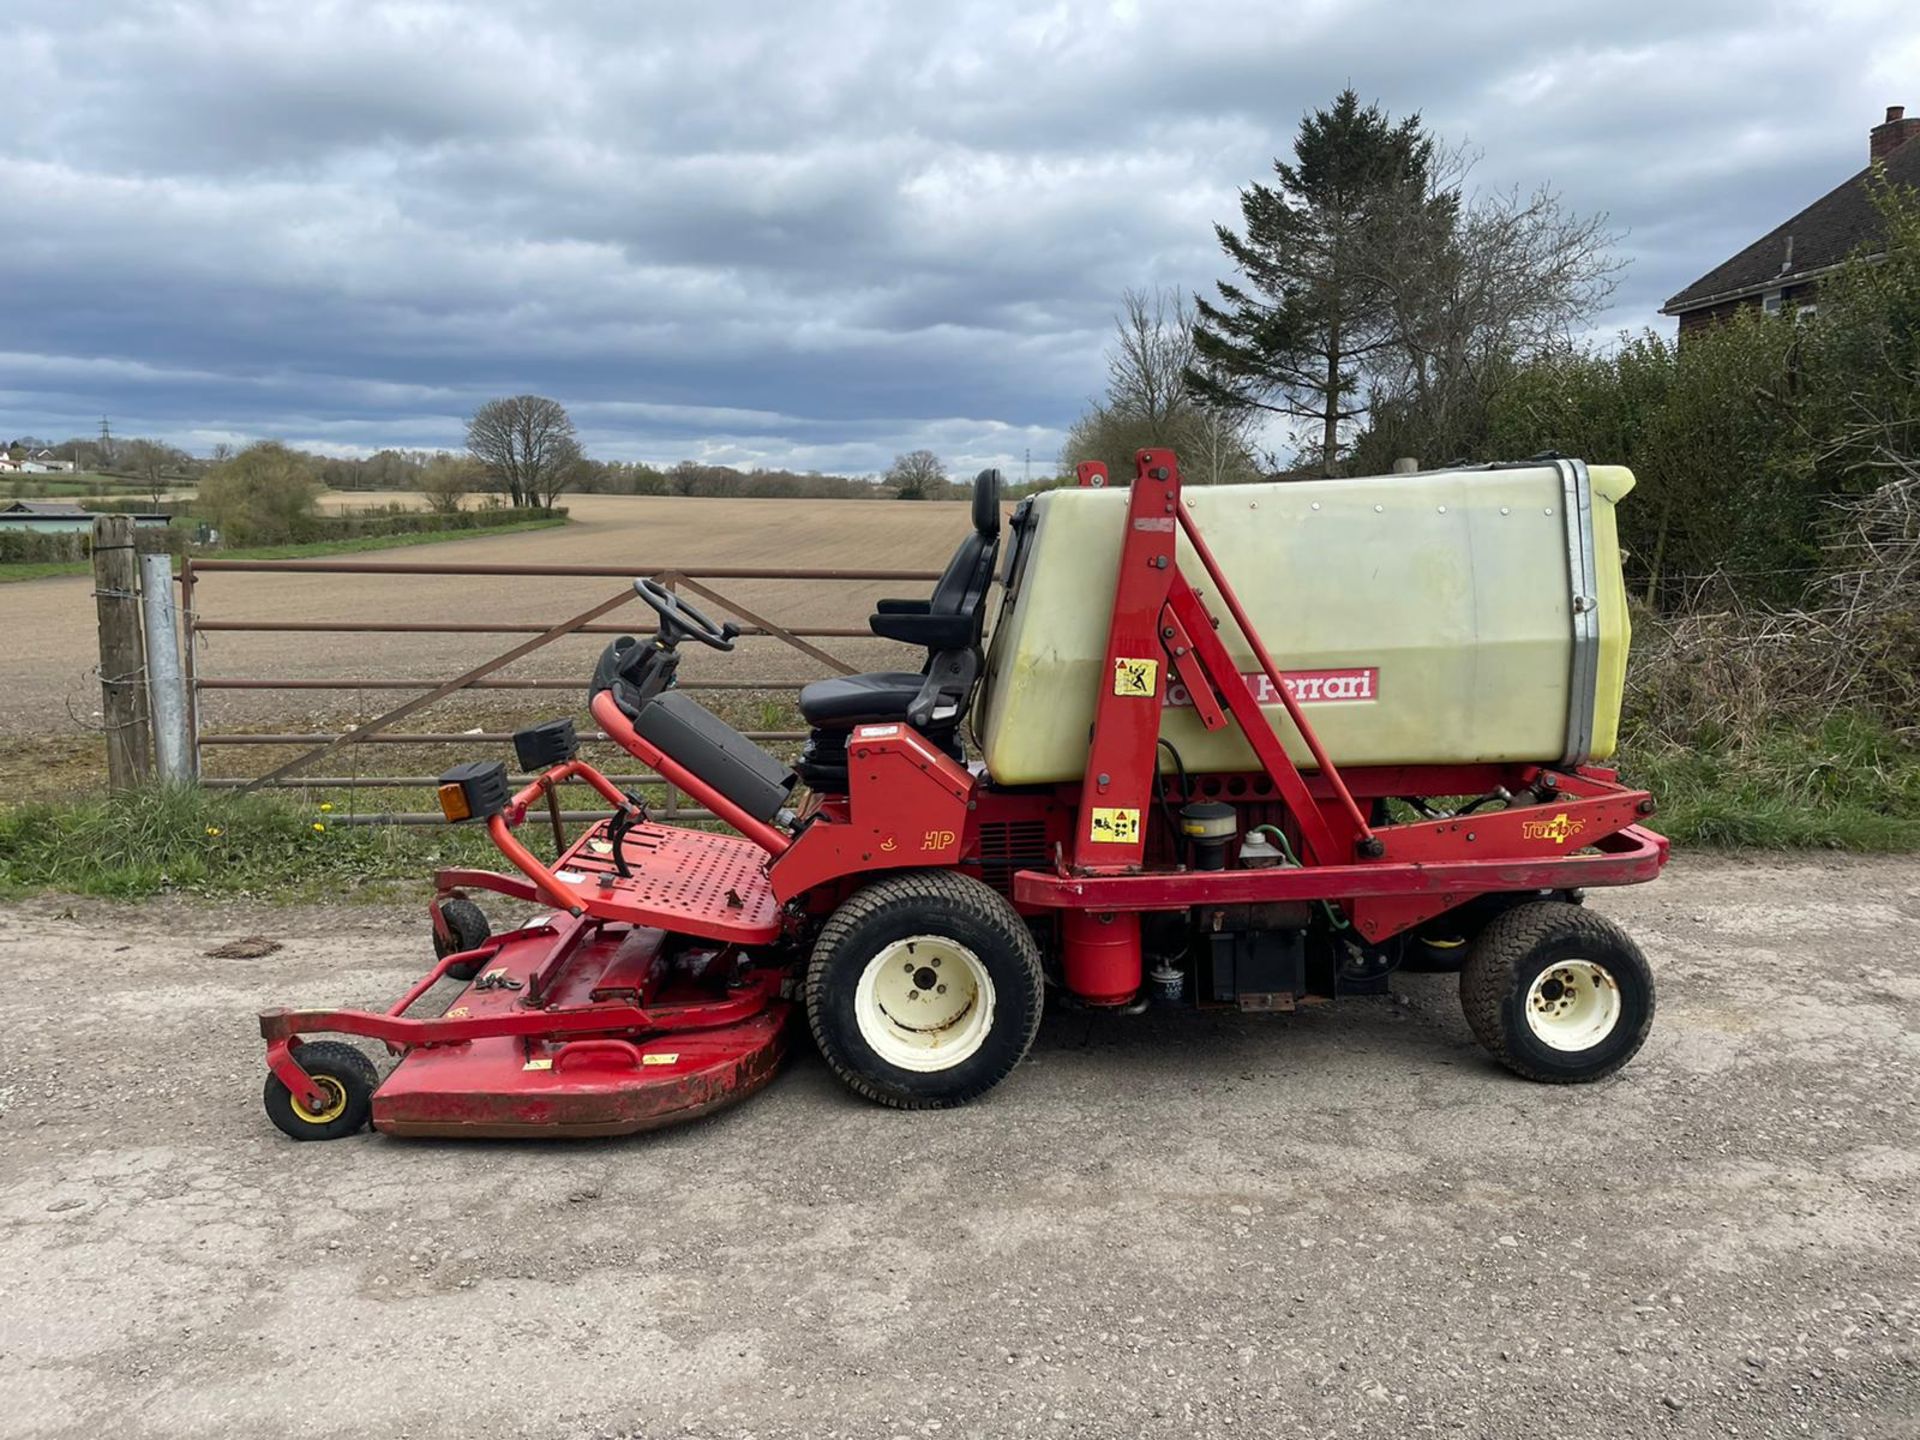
xmin=974 ymin=820 xmax=1050 ymax=896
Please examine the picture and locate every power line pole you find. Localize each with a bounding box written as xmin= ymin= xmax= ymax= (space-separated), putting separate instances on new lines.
xmin=98 ymin=416 xmax=114 ymax=466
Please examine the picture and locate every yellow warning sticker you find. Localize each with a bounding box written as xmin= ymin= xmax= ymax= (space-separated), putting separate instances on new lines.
xmin=522 ymin=1057 xmax=553 ymax=1071
xmin=1112 ymin=657 xmax=1159 ymax=697
xmin=1089 ymin=807 xmax=1142 ymax=845
xmin=642 ymin=1053 xmax=680 ymax=1066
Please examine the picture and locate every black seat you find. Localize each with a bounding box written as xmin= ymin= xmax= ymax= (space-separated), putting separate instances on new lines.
xmin=795 ymin=671 xmax=928 ymax=725
xmin=796 ymin=470 xmax=1002 ymax=789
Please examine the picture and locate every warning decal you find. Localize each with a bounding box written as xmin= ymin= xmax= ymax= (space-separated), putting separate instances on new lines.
xmin=1089 ymin=807 xmax=1142 ymax=845
xmin=1112 ymin=657 xmax=1159 ymax=697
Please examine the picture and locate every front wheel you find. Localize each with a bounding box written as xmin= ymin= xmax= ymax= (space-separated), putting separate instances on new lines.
xmin=806 ymin=872 xmax=1044 ymax=1110
xmin=1460 ymin=901 xmax=1654 ymax=1083
xmin=263 ymin=1040 xmax=379 ymax=1141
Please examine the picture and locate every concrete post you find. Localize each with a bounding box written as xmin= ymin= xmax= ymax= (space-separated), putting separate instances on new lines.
xmin=140 ymin=551 xmax=193 ymax=782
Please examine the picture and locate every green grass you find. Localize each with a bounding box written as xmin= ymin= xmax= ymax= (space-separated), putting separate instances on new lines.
xmin=3 ymin=474 xmax=148 ymax=496
xmin=1619 ymin=714 xmax=1920 ymax=850
xmin=0 ymin=515 xmax=566 ymax=583
xmin=207 ymin=514 xmax=564 ymax=562
xmin=0 ymin=785 xmax=506 ymax=900
xmin=0 ymin=560 xmax=96 ymax=582
xmin=3 ymin=709 xmax=1914 ymax=904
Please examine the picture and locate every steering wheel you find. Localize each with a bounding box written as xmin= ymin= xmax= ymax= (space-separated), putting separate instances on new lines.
xmin=633 ymin=577 xmax=737 ymax=651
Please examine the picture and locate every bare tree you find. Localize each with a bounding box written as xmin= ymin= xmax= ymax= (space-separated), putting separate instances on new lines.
xmin=466 ymin=395 xmax=582 ymax=508
xmin=1109 ymin=289 xmax=1199 ymax=442
xmin=886 ymin=449 xmax=946 ymax=500
xmin=417 ymin=453 xmax=482 ymax=515
xmin=122 ymin=438 xmax=187 ymax=506
xmin=1065 ymin=288 xmax=1262 ymax=485
xmin=1365 ymin=142 xmax=1621 ymax=461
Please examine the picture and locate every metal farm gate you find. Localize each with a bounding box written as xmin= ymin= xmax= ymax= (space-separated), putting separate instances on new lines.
xmin=177 ymin=557 xmax=941 ymax=823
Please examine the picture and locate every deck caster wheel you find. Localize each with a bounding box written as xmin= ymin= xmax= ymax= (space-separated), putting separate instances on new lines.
xmin=263 ymin=1041 xmax=379 ymax=1141
xmin=433 ymin=897 xmax=492 ymax=981
xmin=806 ymin=871 xmax=1043 ymax=1110
xmin=1460 ymin=901 xmax=1654 ymax=1083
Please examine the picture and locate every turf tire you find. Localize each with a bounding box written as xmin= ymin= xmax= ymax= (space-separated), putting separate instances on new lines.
xmin=806 ymin=871 xmax=1044 ymax=1110
xmin=1460 ymin=901 xmax=1653 ymax=1083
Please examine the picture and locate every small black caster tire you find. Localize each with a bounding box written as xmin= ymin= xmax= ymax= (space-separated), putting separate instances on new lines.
xmin=433 ymin=897 xmax=493 ymax=981
xmin=806 ymin=871 xmax=1043 ymax=1110
xmin=1401 ymin=930 xmax=1472 ymax=972
xmin=264 ymin=1040 xmax=379 ymax=1141
xmin=1460 ymin=901 xmax=1654 ymax=1083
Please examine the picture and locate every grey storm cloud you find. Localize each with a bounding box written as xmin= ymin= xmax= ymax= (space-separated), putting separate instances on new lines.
xmin=1 ymin=0 xmax=1911 ymax=470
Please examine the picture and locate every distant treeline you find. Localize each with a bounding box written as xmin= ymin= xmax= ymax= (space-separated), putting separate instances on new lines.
xmin=323 ymin=450 xmax=894 ymax=500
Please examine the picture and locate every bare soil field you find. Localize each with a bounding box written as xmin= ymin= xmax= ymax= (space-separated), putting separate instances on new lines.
xmin=2 ymin=854 xmax=1917 ymax=1438
xmin=0 ymin=494 xmax=972 ymax=739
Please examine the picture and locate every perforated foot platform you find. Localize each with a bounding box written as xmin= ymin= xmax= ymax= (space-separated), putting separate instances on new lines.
xmin=555 ymin=819 xmax=782 ymax=944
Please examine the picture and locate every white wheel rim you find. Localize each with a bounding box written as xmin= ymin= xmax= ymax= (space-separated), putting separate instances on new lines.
xmin=853 ymin=935 xmax=996 ymax=1073
xmin=1523 ymin=959 xmax=1622 ymax=1052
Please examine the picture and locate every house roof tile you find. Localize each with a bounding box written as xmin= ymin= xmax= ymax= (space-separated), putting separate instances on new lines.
xmin=1662 ymin=137 xmax=1920 ymax=314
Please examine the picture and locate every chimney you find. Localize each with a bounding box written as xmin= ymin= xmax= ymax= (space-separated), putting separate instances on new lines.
xmin=1870 ymin=104 xmax=1920 ymax=164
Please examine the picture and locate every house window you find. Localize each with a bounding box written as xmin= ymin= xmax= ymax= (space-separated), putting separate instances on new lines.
xmin=1761 ymin=290 xmax=1784 ymax=314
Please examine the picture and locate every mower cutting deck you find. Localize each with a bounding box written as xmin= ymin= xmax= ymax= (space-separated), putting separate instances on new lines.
xmin=259 ymin=447 xmax=1670 ymax=1143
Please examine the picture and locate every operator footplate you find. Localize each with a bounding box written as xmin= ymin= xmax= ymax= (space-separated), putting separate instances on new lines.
xmin=554 ymin=817 xmax=782 ymax=944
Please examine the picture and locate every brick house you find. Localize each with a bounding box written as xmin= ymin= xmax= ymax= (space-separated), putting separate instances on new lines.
xmin=1661 ymin=105 xmax=1920 ymax=334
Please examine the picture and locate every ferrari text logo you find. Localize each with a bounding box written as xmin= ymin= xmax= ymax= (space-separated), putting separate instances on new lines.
xmin=1522 ymin=811 xmax=1585 ymax=845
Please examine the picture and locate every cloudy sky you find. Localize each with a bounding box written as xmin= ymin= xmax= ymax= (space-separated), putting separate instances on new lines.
xmin=3 ymin=1 xmax=1913 ymax=473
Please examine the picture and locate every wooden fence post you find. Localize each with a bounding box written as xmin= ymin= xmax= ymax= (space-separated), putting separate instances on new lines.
xmin=92 ymin=515 xmax=152 ymax=789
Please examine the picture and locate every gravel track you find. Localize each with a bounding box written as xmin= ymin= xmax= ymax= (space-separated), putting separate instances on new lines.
xmin=2 ymin=854 xmax=1916 ymax=1438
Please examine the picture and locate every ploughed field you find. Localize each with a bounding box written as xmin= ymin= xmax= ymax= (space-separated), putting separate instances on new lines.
xmin=0 ymin=493 xmax=974 ymax=742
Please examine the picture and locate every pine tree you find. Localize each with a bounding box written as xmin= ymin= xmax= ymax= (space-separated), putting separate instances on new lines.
xmin=1189 ymin=90 xmax=1450 ymax=474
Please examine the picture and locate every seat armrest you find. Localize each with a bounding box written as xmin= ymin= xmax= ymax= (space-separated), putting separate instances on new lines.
xmin=870 ymin=611 xmax=973 ymax=649
xmin=907 ymin=649 xmax=980 ymax=731
xmin=873 ymin=598 xmax=931 ymax=615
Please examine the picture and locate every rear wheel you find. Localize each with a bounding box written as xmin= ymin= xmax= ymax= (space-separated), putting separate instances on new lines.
xmin=1460 ymin=901 xmax=1653 ymax=1083
xmin=807 ymin=872 xmax=1043 ymax=1110
xmin=433 ymin=897 xmax=492 ymax=981
xmin=263 ymin=1041 xmax=379 ymax=1141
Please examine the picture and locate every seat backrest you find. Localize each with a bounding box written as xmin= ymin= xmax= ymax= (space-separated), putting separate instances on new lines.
xmin=930 ymin=467 xmax=1002 ymax=642
xmin=862 ymin=469 xmax=1004 ymax=730
xmin=927 ymin=532 xmax=994 ymax=639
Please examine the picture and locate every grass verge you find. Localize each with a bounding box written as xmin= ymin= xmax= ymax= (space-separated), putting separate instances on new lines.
xmin=1618 ymin=714 xmax=1920 ymax=850
xmin=0 ymin=515 xmax=567 ymax=584
xmin=0 ymin=784 xmax=508 ymax=901
xmin=3 ymin=712 xmax=1913 ymax=904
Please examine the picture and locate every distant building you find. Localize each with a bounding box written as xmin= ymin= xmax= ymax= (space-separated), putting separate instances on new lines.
xmin=1662 ymin=104 xmax=1920 ymax=334
xmin=0 ymin=501 xmax=170 ymax=535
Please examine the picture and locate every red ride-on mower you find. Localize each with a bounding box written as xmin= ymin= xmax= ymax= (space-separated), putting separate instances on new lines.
xmin=259 ymin=449 xmax=1668 ymax=1140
